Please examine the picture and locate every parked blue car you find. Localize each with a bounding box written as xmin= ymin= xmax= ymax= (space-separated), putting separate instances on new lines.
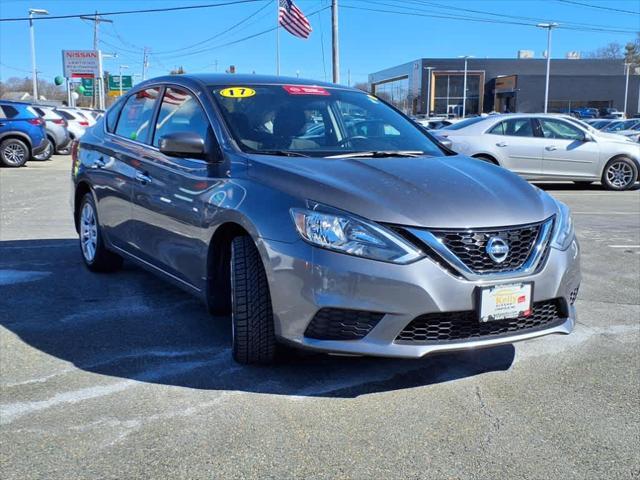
xmin=0 ymin=100 xmax=48 ymax=167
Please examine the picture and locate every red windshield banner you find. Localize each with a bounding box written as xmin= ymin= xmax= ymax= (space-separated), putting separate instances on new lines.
xmin=283 ymin=85 xmax=330 ymax=96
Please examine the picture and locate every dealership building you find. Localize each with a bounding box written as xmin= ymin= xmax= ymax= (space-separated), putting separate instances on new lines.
xmin=368 ymin=57 xmax=639 ymax=117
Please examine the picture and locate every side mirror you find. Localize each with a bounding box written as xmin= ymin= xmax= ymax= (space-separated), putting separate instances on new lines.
xmin=583 ymin=133 xmax=594 ymax=142
xmin=159 ymin=132 xmax=206 ymax=159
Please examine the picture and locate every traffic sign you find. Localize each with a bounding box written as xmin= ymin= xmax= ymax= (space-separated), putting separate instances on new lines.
xmin=108 ymin=75 xmax=133 ymax=92
xmin=80 ymin=78 xmax=94 ymax=96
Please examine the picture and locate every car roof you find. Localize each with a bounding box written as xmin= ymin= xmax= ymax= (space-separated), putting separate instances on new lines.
xmin=135 ymin=73 xmax=354 ymax=91
xmin=0 ymin=100 xmax=31 ymax=106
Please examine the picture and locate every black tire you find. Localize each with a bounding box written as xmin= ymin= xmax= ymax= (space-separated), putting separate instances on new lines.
xmin=601 ymin=157 xmax=638 ymax=191
xmin=230 ymin=236 xmax=276 ymax=364
xmin=0 ymin=138 xmax=29 ymax=167
xmin=78 ymin=193 xmax=123 ymax=272
xmin=33 ymin=139 xmax=53 ymax=161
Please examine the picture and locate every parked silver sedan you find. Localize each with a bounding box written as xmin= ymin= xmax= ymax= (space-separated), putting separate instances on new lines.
xmin=437 ymin=114 xmax=640 ymax=190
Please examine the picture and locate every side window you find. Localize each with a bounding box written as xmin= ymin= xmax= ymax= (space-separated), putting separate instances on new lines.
xmin=539 ymin=119 xmax=584 ymax=140
xmin=153 ymin=87 xmax=210 ymax=147
xmin=33 ymin=107 xmax=45 ymax=117
xmin=114 ymin=88 xmax=161 ymax=142
xmin=498 ymin=118 xmax=535 ymax=137
xmin=2 ymin=105 xmax=19 ymax=118
xmin=488 ymin=121 xmax=505 ymax=135
xmin=106 ymin=99 xmax=125 ymax=133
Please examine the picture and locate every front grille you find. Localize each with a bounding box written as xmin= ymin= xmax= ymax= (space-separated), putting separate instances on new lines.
xmin=429 ymin=221 xmax=547 ymax=274
xmin=395 ymin=299 xmax=565 ymax=345
xmin=304 ymin=308 xmax=385 ymax=340
xmin=569 ymin=285 xmax=580 ymax=305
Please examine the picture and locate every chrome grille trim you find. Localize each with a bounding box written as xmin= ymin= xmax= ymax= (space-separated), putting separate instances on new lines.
xmin=405 ymin=217 xmax=555 ymax=281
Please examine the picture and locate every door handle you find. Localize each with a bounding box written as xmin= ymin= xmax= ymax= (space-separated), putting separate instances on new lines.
xmin=496 ymin=142 xmax=508 ymax=147
xmin=135 ymin=171 xmax=152 ymax=184
xmin=545 ymin=145 xmax=557 ymax=151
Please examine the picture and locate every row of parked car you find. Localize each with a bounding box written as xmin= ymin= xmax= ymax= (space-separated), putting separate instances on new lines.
xmin=433 ymin=113 xmax=640 ymax=190
xmin=0 ymin=100 xmax=102 ymax=167
xmin=583 ymin=118 xmax=640 ymax=143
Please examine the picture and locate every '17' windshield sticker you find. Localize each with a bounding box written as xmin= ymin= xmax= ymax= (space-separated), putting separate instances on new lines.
xmin=219 ymin=87 xmax=256 ymax=98
xmin=283 ymin=85 xmax=330 ymax=96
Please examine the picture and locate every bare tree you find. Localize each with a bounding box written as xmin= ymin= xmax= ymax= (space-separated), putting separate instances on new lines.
xmin=586 ymin=42 xmax=624 ymax=59
xmin=352 ymin=82 xmax=370 ymax=93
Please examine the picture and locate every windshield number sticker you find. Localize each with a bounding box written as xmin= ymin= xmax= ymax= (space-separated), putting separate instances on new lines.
xmin=283 ymin=85 xmax=330 ymax=96
xmin=219 ymin=87 xmax=256 ymax=98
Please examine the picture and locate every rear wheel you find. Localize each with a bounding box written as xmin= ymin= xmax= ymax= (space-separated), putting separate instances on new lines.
xmin=601 ymin=157 xmax=638 ymax=191
xmin=79 ymin=193 xmax=123 ymax=272
xmin=230 ymin=236 xmax=276 ymax=364
xmin=0 ymin=138 xmax=29 ymax=167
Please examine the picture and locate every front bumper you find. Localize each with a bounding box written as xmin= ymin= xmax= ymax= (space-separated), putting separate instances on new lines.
xmin=259 ymin=236 xmax=580 ymax=358
xmin=32 ymin=138 xmax=49 ymax=156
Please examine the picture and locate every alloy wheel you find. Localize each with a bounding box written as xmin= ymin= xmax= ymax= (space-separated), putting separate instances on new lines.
xmin=80 ymin=202 xmax=98 ymax=262
xmin=606 ymin=161 xmax=634 ymax=189
xmin=3 ymin=144 xmax=26 ymax=166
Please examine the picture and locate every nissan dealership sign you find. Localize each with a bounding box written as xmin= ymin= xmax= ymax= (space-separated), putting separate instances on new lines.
xmin=62 ymin=50 xmax=99 ymax=78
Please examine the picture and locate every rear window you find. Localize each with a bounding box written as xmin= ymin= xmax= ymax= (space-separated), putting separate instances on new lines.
xmin=56 ymin=110 xmax=75 ymax=120
xmin=33 ymin=107 xmax=46 ymax=117
xmin=442 ymin=117 xmax=487 ymax=130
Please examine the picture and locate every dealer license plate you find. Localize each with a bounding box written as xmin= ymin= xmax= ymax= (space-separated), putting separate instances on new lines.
xmin=479 ymin=283 xmax=533 ymax=322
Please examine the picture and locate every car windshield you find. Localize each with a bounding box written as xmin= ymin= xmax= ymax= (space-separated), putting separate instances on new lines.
xmin=211 ymin=84 xmax=444 ymax=157
xmin=603 ymin=120 xmax=637 ymax=132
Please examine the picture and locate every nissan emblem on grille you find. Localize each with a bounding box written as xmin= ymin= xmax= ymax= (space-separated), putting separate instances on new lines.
xmin=486 ymin=236 xmax=510 ymax=263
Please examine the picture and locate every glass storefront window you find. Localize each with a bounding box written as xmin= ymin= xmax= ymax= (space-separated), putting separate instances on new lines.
xmin=372 ymin=77 xmax=410 ymax=114
xmin=432 ymin=73 xmax=481 ymax=116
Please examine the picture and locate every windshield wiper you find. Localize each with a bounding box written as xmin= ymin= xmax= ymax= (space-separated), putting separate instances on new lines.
xmin=325 ymin=150 xmax=425 ymax=159
xmin=252 ymin=150 xmax=310 ymax=157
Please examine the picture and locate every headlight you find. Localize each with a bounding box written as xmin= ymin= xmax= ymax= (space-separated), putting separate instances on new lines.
xmin=290 ymin=206 xmax=423 ymax=264
xmin=551 ymin=199 xmax=575 ymax=250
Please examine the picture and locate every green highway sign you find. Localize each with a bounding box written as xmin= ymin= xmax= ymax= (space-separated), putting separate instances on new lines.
xmin=80 ymin=78 xmax=94 ymax=96
xmin=108 ymin=75 xmax=133 ymax=92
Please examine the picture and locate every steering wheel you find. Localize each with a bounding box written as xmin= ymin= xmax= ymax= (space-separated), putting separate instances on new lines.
xmin=336 ymin=136 xmax=368 ymax=147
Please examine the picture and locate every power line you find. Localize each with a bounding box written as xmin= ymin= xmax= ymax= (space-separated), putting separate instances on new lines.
xmin=0 ymin=0 xmax=264 ymax=22
xmin=342 ymin=3 xmax=638 ymax=34
xmin=556 ymin=0 xmax=640 ymax=15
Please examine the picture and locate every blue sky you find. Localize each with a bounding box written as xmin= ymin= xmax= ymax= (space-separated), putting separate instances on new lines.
xmin=0 ymin=0 xmax=638 ymax=86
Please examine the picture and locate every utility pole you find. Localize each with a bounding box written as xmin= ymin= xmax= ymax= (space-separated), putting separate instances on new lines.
xmin=624 ymin=63 xmax=631 ymax=117
xmin=28 ymin=8 xmax=49 ymax=101
xmin=537 ymin=22 xmax=558 ymax=114
xmin=142 ymin=47 xmax=149 ymax=81
xmin=459 ymin=55 xmax=473 ymax=118
xmin=347 ymin=69 xmax=351 ymax=86
xmin=80 ymin=11 xmax=112 ymax=110
xmin=332 ymin=0 xmax=340 ymax=83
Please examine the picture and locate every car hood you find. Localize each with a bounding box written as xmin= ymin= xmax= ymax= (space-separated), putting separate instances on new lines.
xmin=247 ymin=154 xmax=557 ymax=228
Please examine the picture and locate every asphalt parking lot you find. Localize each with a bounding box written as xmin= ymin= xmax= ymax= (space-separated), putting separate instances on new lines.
xmin=1 ymin=157 xmax=639 ymax=479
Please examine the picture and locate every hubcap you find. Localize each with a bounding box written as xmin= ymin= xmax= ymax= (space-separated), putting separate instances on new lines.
xmin=3 ymin=144 xmax=26 ymax=165
xmin=80 ymin=203 xmax=98 ymax=262
xmin=606 ymin=161 xmax=634 ymax=188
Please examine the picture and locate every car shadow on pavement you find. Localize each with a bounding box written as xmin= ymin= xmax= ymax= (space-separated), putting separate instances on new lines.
xmin=1 ymin=238 xmax=515 ymax=398
xmin=534 ymin=181 xmax=640 ymax=191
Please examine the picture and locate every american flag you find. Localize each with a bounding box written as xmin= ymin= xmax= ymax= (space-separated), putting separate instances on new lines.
xmin=278 ymin=0 xmax=312 ymax=39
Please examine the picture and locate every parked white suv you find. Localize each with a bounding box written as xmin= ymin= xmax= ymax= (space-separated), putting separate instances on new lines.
xmin=437 ymin=114 xmax=640 ymax=190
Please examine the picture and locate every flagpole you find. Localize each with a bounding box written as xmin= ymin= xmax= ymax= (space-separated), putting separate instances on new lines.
xmin=276 ymin=0 xmax=280 ymax=76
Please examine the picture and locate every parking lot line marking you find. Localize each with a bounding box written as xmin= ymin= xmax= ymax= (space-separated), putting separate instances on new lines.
xmin=608 ymin=245 xmax=640 ymax=248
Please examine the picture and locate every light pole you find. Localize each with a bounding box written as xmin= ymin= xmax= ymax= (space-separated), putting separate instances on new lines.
xmin=118 ymin=65 xmax=129 ymax=96
xmin=623 ymin=63 xmax=631 ymax=117
xmin=537 ymin=23 xmax=558 ymax=113
xmin=28 ymin=8 xmax=49 ymax=101
xmin=424 ymin=66 xmax=434 ymax=116
xmin=459 ymin=56 xmax=473 ymax=118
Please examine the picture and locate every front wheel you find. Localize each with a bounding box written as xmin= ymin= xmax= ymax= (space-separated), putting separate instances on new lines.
xmin=230 ymin=236 xmax=276 ymax=364
xmin=601 ymin=157 xmax=638 ymax=191
xmin=79 ymin=193 xmax=123 ymax=272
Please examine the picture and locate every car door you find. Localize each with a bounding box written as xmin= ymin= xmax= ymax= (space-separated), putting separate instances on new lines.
xmin=130 ymin=85 xmax=218 ymax=290
xmin=485 ymin=118 xmax=543 ymax=177
xmin=537 ymin=117 xmax=601 ymax=179
xmin=96 ymin=87 xmax=161 ymax=251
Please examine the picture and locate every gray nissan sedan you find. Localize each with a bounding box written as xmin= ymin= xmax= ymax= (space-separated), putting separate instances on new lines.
xmin=72 ymin=74 xmax=580 ymax=364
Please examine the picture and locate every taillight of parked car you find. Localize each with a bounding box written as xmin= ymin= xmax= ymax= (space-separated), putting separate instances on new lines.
xmin=28 ymin=117 xmax=45 ymax=126
xmin=52 ymin=118 xmax=67 ymax=126
xmin=78 ymin=121 xmax=89 ymax=126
